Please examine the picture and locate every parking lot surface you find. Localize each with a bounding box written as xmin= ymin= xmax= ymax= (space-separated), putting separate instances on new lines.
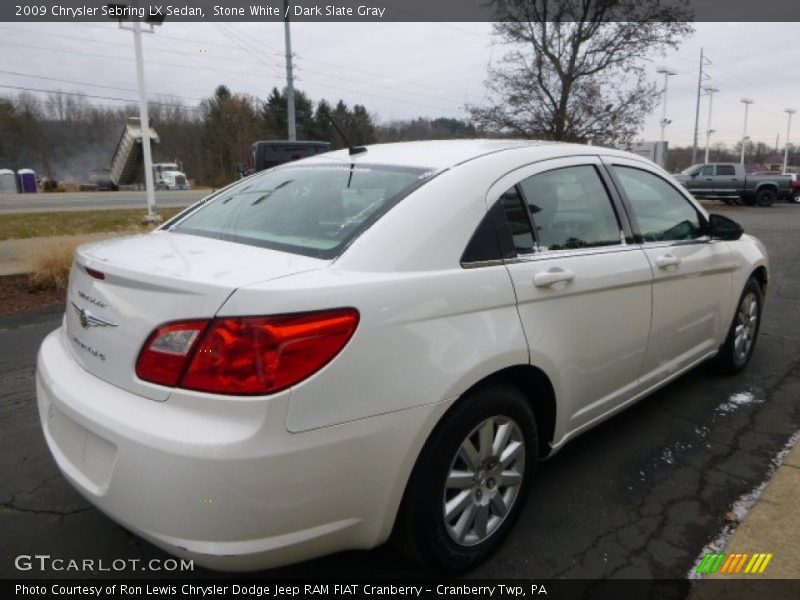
xmin=1 ymin=204 xmax=799 ymax=579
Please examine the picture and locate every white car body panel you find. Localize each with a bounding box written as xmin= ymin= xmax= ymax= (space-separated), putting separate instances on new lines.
xmin=66 ymin=232 xmax=327 ymax=401
xmin=36 ymin=140 xmax=769 ymax=570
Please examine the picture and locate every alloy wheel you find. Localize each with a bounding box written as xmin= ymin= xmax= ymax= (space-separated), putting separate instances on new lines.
xmin=734 ymin=291 xmax=759 ymax=362
xmin=442 ymin=416 xmax=525 ymax=546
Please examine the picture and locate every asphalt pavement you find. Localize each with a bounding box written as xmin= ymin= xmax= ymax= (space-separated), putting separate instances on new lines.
xmin=1 ymin=203 xmax=799 ymax=580
xmin=0 ymin=190 xmax=207 ymax=214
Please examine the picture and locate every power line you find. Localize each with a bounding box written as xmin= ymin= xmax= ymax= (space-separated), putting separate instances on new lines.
xmin=0 ymin=69 xmax=205 ymax=104
xmin=0 ymin=83 xmax=203 ymax=111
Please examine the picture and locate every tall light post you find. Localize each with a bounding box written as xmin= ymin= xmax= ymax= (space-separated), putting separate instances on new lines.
xmin=656 ymin=67 xmax=677 ymax=167
xmin=740 ymin=98 xmax=754 ymax=165
xmin=703 ymin=86 xmax=718 ymax=164
xmin=108 ymin=2 xmax=162 ymax=223
xmin=783 ymin=108 xmax=796 ymax=173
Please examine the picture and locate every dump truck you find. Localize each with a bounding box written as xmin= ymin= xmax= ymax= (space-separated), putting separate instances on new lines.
xmin=109 ymin=117 xmax=160 ymax=187
xmin=153 ymin=162 xmax=190 ymax=190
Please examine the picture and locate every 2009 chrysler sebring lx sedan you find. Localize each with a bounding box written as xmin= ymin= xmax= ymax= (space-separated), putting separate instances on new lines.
xmin=37 ymin=140 xmax=768 ymax=571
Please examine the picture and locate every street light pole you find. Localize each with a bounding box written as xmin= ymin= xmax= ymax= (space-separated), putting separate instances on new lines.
xmin=703 ymin=86 xmax=718 ymax=164
xmin=740 ymin=98 xmax=754 ymax=165
xmin=131 ymin=17 xmax=159 ymax=223
xmin=656 ymin=67 xmax=677 ymax=168
xmin=783 ymin=108 xmax=796 ymax=173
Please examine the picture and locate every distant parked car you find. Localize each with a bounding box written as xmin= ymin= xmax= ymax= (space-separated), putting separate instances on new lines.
xmin=675 ymin=163 xmax=793 ymax=206
xmin=37 ymin=141 xmax=769 ymax=572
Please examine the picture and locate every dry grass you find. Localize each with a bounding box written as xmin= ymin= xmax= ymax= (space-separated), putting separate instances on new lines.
xmin=26 ymin=237 xmax=89 ymax=291
xmin=0 ymin=207 xmax=184 ymax=241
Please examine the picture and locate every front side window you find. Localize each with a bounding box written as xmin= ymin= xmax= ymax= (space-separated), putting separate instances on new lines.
xmin=699 ymin=165 xmax=714 ymax=176
xmin=613 ymin=166 xmax=704 ymax=242
xmin=518 ymin=165 xmax=622 ymax=252
xmin=171 ymin=164 xmax=433 ymax=258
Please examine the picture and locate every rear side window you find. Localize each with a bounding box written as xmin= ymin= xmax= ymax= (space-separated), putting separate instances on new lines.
xmin=613 ymin=166 xmax=704 ymax=242
xmin=171 ymin=164 xmax=433 ymax=258
xmin=716 ymin=165 xmax=736 ymax=176
xmin=518 ymin=165 xmax=622 ymax=251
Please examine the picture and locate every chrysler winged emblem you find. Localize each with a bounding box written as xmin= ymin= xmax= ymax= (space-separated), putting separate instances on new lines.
xmin=71 ymin=301 xmax=117 ymax=329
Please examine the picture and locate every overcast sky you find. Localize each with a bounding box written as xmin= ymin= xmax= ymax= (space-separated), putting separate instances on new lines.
xmin=1 ymin=21 xmax=798 ymax=152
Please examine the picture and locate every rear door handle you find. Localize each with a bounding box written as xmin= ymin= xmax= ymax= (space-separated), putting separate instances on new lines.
xmin=655 ymin=253 xmax=681 ymax=269
xmin=533 ymin=268 xmax=575 ymax=288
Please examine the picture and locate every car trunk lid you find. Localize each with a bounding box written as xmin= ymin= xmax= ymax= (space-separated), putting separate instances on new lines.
xmin=64 ymin=231 xmax=328 ymax=401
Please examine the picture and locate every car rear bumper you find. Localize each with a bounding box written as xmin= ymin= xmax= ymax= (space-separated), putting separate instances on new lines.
xmin=36 ymin=327 xmax=442 ymax=571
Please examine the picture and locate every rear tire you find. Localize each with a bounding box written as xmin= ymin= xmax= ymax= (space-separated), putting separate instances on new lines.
xmin=715 ymin=277 xmax=763 ymax=374
xmin=393 ymin=384 xmax=537 ymax=572
xmin=756 ymin=188 xmax=777 ymax=207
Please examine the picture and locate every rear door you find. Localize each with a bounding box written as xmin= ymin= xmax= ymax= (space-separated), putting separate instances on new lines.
xmin=605 ymin=158 xmax=737 ymax=387
xmin=712 ymin=164 xmax=741 ymax=198
xmin=494 ymin=156 xmax=654 ymax=431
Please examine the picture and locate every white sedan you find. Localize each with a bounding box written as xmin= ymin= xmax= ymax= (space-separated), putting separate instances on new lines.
xmin=36 ymin=140 xmax=768 ymax=571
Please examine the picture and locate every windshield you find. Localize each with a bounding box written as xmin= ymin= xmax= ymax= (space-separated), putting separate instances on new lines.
xmin=170 ymin=163 xmax=435 ymax=258
xmin=680 ymin=165 xmax=703 ymax=176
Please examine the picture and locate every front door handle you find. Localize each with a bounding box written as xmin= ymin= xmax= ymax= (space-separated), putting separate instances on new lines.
xmin=655 ymin=253 xmax=681 ymax=269
xmin=533 ymin=268 xmax=575 ymax=288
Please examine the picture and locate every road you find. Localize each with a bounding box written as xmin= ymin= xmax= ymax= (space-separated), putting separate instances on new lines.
xmin=0 ymin=190 xmax=208 ymax=214
xmin=1 ymin=204 xmax=799 ymax=579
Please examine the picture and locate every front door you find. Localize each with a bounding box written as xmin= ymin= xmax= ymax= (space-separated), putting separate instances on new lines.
xmin=606 ymin=159 xmax=737 ymax=388
xmin=492 ymin=157 xmax=654 ymax=432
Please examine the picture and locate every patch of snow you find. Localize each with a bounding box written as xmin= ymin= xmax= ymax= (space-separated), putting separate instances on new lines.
xmin=715 ymin=391 xmax=763 ymax=415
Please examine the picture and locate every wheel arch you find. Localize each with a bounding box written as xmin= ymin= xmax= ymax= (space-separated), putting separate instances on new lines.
xmin=755 ymin=182 xmax=778 ymax=193
xmin=462 ymin=365 xmax=557 ymax=459
xmin=752 ymin=265 xmax=768 ymax=294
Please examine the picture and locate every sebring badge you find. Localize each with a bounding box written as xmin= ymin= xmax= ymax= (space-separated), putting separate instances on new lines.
xmin=71 ymin=301 xmax=117 ymax=329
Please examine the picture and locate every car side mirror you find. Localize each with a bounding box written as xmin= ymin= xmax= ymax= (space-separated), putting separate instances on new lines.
xmin=709 ymin=213 xmax=744 ymax=241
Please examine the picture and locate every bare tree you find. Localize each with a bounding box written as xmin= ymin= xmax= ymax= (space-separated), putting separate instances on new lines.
xmin=469 ymin=0 xmax=693 ymax=144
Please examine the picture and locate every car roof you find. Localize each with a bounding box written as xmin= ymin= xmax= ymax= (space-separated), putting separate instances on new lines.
xmin=300 ymin=139 xmax=637 ymax=171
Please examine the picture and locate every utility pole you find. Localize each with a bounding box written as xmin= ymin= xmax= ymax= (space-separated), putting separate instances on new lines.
xmin=283 ymin=0 xmax=297 ymax=141
xmin=131 ymin=18 xmax=159 ymax=223
xmin=692 ymin=48 xmax=711 ymax=165
xmin=784 ymin=108 xmax=796 ymax=173
xmin=703 ymin=86 xmax=718 ymax=164
xmin=656 ymin=67 xmax=677 ymax=168
xmin=110 ymin=1 xmax=162 ymax=223
xmin=740 ymin=98 xmax=754 ymax=165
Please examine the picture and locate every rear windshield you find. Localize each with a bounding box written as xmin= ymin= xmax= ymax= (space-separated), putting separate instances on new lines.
xmin=170 ymin=163 xmax=435 ymax=258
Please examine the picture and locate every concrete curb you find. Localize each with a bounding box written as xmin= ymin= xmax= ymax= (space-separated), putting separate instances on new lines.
xmin=690 ymin=433 xmax=800 ymax=594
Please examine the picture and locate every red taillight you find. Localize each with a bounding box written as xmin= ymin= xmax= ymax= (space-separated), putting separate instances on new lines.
xmin=136 ymin=309 xmax=359 ymax=395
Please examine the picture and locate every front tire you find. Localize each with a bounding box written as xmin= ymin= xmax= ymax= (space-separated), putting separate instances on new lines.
xmin=716 ymin=277 xmax=763 ymax=374
xmin=393 ymin=384 xmax=537 ymax=571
